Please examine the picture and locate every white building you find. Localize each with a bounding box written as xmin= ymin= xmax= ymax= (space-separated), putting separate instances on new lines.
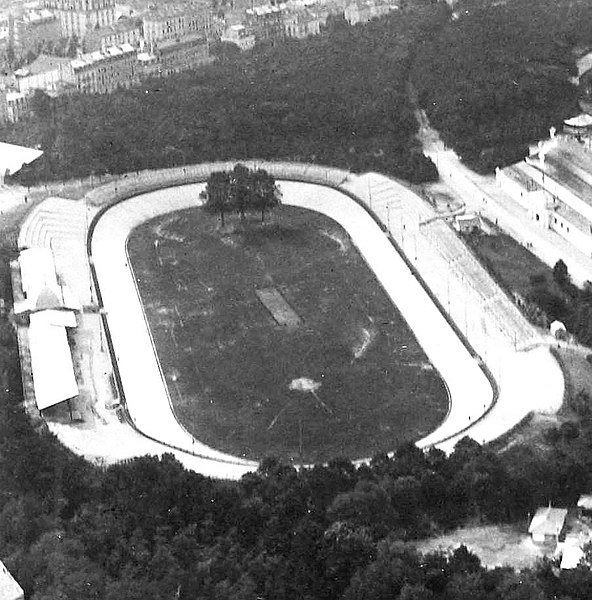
xmin=496 ymin=131 xmax=592 ymax=259
xmin=221 ymin=24 xmax=256 ymax=51
xmin=15 ymin=54 xmax=74 ymax=95
xmin=528 ymin=506 xmax=567 ymax=545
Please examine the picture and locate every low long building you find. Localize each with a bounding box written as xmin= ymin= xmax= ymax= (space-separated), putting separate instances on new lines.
xmin=497 ymin=130 xmax=592 ymax=259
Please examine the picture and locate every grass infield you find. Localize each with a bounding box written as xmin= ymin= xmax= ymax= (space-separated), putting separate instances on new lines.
xmin=127 ymin=205 xmax=448 ymax=463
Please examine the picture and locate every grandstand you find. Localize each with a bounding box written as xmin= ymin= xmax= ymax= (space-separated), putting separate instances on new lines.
xmin=18 ymin=197 xmax=93 ymax=306
xmin=13 ymin=246 xmax=79 ymax=412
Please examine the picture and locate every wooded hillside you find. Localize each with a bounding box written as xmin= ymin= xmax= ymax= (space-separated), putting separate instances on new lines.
xmin=411 ymin=0 xmax=592 ymax=171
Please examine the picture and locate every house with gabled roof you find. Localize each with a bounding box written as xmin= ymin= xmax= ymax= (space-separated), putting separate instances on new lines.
xmin=528 ymin=505 xmax=568 ymax=545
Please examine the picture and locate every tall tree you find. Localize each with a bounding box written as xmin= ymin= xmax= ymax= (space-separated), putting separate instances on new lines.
xmin=204 ymin=171 xmax=232 ymax=226
xmin=252 ymin=168 xmax=280 ymax=223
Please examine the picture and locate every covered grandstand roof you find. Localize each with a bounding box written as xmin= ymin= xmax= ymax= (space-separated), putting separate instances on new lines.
xmin=28 ymin=311 xmax=78 ymax=411
xmin=0 ymin=142 xmax=42 ymax=176
xmin=16 ymin=247 xmax=62 ymax=314
xmin=35 ymin=286 xmax=62 ymax=311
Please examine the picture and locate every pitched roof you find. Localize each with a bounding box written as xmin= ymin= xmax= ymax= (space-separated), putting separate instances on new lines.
xmin=578 ymin=494 xmax=592 ymax=510
xmin=529 ymin=507 xmax=567 ymax=537
xmin=24 ymin=54 xmax=72 ymax=76
xmin=35 ymin=286 xmax=63 ymax=311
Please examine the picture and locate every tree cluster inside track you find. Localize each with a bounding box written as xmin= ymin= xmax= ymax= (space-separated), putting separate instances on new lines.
xmin=127 ymin=204 xmax=448 ymax=464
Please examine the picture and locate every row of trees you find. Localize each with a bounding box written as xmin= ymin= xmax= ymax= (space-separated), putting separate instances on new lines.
xmin=526 ymin=260 xmax=592 ymax=347
xmin=411 ymin=0 xmax=589 ymax=172
xmin=2 ymin=236 xmax=592 ymax=600
xmin=203 ymin=165 xmax=279 ymax=225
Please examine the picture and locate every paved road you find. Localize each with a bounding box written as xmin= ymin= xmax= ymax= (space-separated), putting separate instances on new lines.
xmin=418 ymin=110 xmax=592 ymax=286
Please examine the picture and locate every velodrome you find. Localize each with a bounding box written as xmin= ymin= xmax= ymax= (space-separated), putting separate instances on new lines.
xmin=15 ymin=163 xmax=565 ymax=477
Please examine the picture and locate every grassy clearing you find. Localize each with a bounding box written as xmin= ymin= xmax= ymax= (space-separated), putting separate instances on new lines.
xmin=412 ymin=524 xmax=553 ymax=569
xmin=127 ymin=205 xmax=448 ymax=464
xmin=464 ymin=229 xmax=557 ymax=298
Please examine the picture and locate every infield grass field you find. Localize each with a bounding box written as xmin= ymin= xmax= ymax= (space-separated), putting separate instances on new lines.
xmin=127 ymin=205 xmax=448 ymax=463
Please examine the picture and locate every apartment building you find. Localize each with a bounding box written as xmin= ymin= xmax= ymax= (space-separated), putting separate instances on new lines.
xmin=143 ymin=6 xmax=213 ymax=45
xmin=15 ymin=54 xmax=74 ymax=94
xmin=44 ymin=0 xmax=116 ymax=39
xmin=84 ymin=16 xmax=143 ymax=52
xmin=71 ymin=43 xmax=137 ymax=94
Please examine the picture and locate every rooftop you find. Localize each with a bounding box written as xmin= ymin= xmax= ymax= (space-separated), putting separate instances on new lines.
xmin=529 ymin=507 xmax=568 ymax=537
xmin=71 ymin=43 xmax=136 ymax=69
xmin=564 ymin=113 xmax=592 ymax=128
xmin=0 ymin=142 xmax=42 ymax=175
xmin=246 ymin=4 xmax=285 ymax=16
xmin=157 ymin=33 xmax=207 ymax=51
xmin=553 ymin=199 xmax=592 ymax=234
xmin=0 ymin=560 xmax=23 ymax=600
xmin=501 ymin=163 xmax=542 ymax=191
xmin=18 ymin=54 xmax=72 ymax=77
xmin=526 ymin=138 xmax=592 ymax=208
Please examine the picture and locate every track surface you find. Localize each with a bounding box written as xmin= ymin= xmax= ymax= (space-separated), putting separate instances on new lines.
xmin=18 ymin=166 xmax=564 ymax=478
xmin=91 ymin=181 xmax=492 ymax=473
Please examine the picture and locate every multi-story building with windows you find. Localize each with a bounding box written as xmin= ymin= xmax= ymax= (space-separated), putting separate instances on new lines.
xmin=84 ymin=16 xmax=143 ymax=52
xmin=245 ymin=4 xmax=285 ymax=42
xmin=142 ymin=6 xmax=214 ymax=45
xmin=221 ymin=24 xmax=256 ymax=50
xmin=153 ymin=34 xmax=211 ymax=77
xmin=283 ymin=10 xmax=322 ymax=38
xmin=15 ymin=54 xmax=74 ymax=94
xmin=344 ymin=0 xmax=398 ymax=25
xmin=44 ymin=0 xmax=116 ymax=40
xmin=71 ymin=43 xmax=137 ymax=94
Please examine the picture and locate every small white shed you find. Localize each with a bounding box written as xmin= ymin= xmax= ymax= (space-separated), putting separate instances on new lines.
xmin=550 ymin=320 xmax=567 ymax=340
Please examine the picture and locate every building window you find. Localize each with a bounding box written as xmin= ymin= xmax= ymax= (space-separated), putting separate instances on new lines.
xmin=567 ymin=227 xmax=570 ymax=233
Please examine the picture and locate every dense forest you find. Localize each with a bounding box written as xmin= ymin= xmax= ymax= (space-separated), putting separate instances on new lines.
xmin=4 ymin=4 xmax=446 ymax=186
xmin=4 ymin=288 xmax=592 ymax=599
xmin=411 ymin=0 xmax=592 ymax=172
